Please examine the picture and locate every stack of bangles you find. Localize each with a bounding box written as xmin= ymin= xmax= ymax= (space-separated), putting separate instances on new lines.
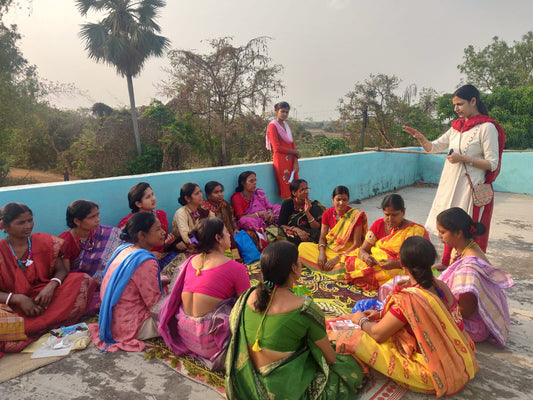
xmin=51 ymin=277 xmax=62 ymax=286
xmin=358 ymin=316 xmax=371 ymax=329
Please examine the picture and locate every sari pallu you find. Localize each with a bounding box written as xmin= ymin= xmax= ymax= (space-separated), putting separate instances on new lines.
xmin=344 ymin=222 xmax=428 ymax=289
xmin=235 ymin=189 xmax=281 ymax=231
xmin=69 ymin=225 xmax=123 ymax=280
xmin=0 ymin=234 xmax=97 ymax=352
xmin=225 ymin=287 xmax=365 ymax=400
xmin=298 ymin=208 xmax=367 ymax=278
xmin=439 ymin=255 xmax=513 ymax=347
xmin=159 ymin=257 xmax=234 ymax=370
xmin=332 ymin=286 xmax=478 ymax=398
xmin=202 ymin=200 xmax=236 ymax=235
xmin=63 ymin=224 xmax=123 ymax=314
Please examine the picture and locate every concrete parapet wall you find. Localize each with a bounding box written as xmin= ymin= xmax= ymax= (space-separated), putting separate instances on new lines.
xmin=0 ymin=149 xmax=531 ymax=235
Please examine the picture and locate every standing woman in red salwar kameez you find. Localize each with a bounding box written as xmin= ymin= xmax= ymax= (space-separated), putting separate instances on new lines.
xmin=266 ymin=101 xmax=301 ymax=199
xmin=0 ymin=203 xmax=97 ymax=353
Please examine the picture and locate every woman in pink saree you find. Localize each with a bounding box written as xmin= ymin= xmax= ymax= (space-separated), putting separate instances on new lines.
xmin=158 ymin=218 xmax=250 ymax=370
xmin=230 ymin=171 xmax=281 ymax=232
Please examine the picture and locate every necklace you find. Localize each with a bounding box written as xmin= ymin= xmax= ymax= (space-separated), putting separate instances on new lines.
xmin=293 ymin=199 xmax=304 ymax=213
xmin=388 ymin=220 xmax=405 ymax=235
xmin=334 ymin=210 xmax=344 ymax=221
xmin=8 ymin=237 xmax=34 ymax=270
xmin=75 ymin=230 xmax=95 ymax=251
xmin=452 ymin=239 xmax=476 ymax=262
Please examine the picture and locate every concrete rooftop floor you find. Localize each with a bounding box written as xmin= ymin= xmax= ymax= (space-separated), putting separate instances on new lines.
xmin=1 ymin=185 xmax=532 ymax=400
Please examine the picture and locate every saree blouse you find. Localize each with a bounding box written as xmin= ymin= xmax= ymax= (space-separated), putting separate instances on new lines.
xmin=243 ymin=301 xmax=325 ymax=352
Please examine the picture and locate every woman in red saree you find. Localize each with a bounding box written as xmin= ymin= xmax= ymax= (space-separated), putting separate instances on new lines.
xmin=0 ymin=203 xmax=97 ymax=352
xmin=266 ymin=101 xmax=301 ymax=198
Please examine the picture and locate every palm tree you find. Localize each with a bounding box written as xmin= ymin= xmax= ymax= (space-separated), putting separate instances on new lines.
xmin=76 ymin=0 xmax=169 ymax=156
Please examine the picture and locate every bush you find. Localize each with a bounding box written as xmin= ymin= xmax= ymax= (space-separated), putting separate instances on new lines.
xmin=126 ymin=144 xmax=163 ymax=175
xmin=314 ymin=137 xmax=352 ymax=156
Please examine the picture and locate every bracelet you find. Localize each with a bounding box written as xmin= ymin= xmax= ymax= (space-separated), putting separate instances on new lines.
xmin=358 ymin=316 xmax=370 ymax=329
xmin=318 ymin=243 xmax=326 ymax=248
xmin=6 ymin=292 xmax=13 ymax=306
xmin=469 ymin=157 xmax=474 ymax=166
xmin=51 ymin=277 xmax=62 ymax=287
xmin=255 ymin=212 xmax=259 ymax=218
xmin=308 ymin=217 xmax=315 ymax=224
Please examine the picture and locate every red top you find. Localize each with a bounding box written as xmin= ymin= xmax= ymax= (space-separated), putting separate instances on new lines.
xmin=368 ymin=218 xmax=387 ymax=240
xmin=231 ymin=192 xmax=250 ymax=217
xmin=267 ymin=123 xmax=296 ymax=154
xmin=58 ymin=230 xmax=81 ymax=262
xmin=321 ymin=206 xmax=363 ymax=230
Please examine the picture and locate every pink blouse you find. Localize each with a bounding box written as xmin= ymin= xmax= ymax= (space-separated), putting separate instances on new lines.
xmin=182 ymin=259 xmax=250 ymax=299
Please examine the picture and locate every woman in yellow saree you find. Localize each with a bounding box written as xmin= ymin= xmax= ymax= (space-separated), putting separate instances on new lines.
xmin=344 ymin=194 xmax=428 ymax=290
xmin=298 ymin=186 xmax=367 ymax=279
xmin=329 ymin=237 xmax=477 ymax=398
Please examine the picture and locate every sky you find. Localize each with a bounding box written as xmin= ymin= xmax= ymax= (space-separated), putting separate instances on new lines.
xmin=5 ymin=0 xmax=533 ymax=120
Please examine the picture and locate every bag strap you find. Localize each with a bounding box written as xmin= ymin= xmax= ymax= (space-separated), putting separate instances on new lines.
xmin=462 ymin=162 xmax=475 ymax=191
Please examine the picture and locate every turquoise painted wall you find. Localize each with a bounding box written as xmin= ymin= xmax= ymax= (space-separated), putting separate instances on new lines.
xmin=0 ymin=150 xmax=531 ymax=235
xmin=416 ymin=150 xmax=531 ymax=194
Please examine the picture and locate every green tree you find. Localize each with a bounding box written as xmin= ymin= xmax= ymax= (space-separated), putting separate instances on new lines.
xmin=0 ymin=3 xmax=43 ymax=173
xmin=314 ymin=136 xmax=351 ymax=156
xmin=76 ymin=0 xmax=170 ymax=156
xmin=338 ymin=74 xmax=403 ymax=149
xmin=161 ymin=36 xmax=284 ymax=165
xmin=458 ymin=32 xmax=533 ymax=91
xmin=485 ymin=86 xmax=533 ymax=149
xmin=143 ymin=99 xmax=199 ymax=170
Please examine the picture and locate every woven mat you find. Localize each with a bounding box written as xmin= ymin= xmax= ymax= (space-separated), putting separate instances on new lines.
xmin=358 ymin=371 xmax=407 ymax=400
xmin=146 ymin=261 xmax=385 ymax=398
xmin=145 ymin=337 xmax=226 ymax=398
xmin=0 ymin=353 xmax=66 ymax=384
xmin=0 ymin=334 xmax=68 ymax=384
xmin=248 ymin=260 xmax=377 ymax=317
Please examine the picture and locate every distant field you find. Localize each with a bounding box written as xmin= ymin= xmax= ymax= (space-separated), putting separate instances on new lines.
xmin=7 ymin=168 xmax=79 ymax=184
xmin=307 ymin=128 xmax=344 ymax=139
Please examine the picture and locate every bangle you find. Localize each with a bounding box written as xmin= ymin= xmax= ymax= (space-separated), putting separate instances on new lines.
xmin=318 ymin=243 xmax=326 ymax=248
xmin=51 ymin=277 xmax=62 ymax=287
xmin=255 ymin=212 xmax=259 ymax=218
xmin=6 ymin=292 xmax=13 ymax=305
xmin=308 ymin=217 xmax=315 ymax=224
xmin=469 ymin=157 xmax=474 ymax=166
xmin=358 ymin=316 xmax=370 ymax=329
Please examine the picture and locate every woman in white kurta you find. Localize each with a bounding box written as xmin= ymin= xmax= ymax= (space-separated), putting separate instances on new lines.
xmin=404 ymin=85 xmax=505 ymax=265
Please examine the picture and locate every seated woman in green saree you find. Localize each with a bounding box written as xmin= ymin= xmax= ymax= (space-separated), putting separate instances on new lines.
xmin=225 ymin=241 xmax=364 ymax=399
